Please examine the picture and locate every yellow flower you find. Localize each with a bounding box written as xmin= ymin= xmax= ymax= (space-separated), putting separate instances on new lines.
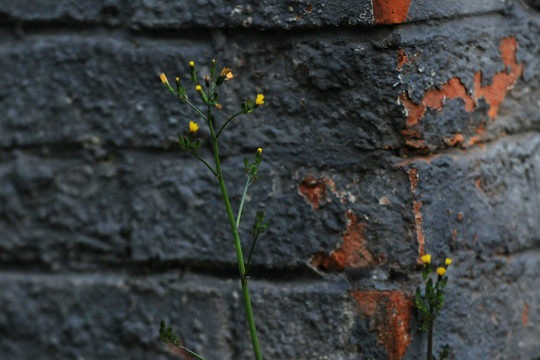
xmin=189 ymin=121 xmax=199 ymax=133
xmin=220 ymin=67 xmax=233 ymax=80
xmin=160 ymin=73 xmax=169 ymax=84
xmin=255 ymin=94 xmax=264 ymax=106
xmin=421 ymin=254 xmax=431 ymax=264
xmin=189 ymin=61 xmax=195 ymax=67
xmin=445 ymin=258 xmax=452 ymax=266
xmin=437 ymin=267 xmax=446 ymax=276
xmin=257 ymin=148 xmax=262 ymax=155
xmin=195 ymin=85 xmax=202 ymax=92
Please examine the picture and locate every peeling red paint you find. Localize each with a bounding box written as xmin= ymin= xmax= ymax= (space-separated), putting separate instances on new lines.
xmin=310 ymin=210 xmax=381 ymax=270
xmin=474 ymin=37 xmax=523 ymax=119
xmin=475 ymin=177 xmax=483 ymax=191
xmin=397 ymin=50 xmax=408 ymax=70
xmin=372 ymin=0 xmax=411 ymax=24
xmin=523 ymin=303 xmax=529 ymax=326
xmin=352 ymin=290 xmax=414 ymax=360
xmin=398 ymin=37 xmax=523 ymax=150
xmin=299 ymin=175 xmax=356 ymax=210
xmin=408 ymin=168 xmax=418 ymax=193
xmin=298 ymin=174 xmax=333 ymax=210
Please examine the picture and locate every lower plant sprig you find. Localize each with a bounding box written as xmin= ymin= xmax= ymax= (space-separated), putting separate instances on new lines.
xmin=159 ymin=321 xmax=206 ymax=360
xmin=415 ymin=254 xmax=452 ymax=360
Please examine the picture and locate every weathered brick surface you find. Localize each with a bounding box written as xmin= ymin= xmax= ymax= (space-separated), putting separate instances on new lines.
xmin=1 ymin=0 xmax=540 ymax=359
xmin=0 ymin=0 xmax=108 ymax=24
xmin=0 ymin=273 xmax=234 ymax=360
xmin=403 ymin=133 xmax=540 ymax=260
xmin=0 ymin=0 xmax=512 ymax=29
xmin=433 ymin=250 xmax=540 ymax=359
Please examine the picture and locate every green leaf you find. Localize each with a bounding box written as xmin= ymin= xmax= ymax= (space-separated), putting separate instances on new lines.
xmin=438 ymin=344 xmax=450 ymax=360
xmin=441 ymin=277 xmax=448 ymax=288
xmin=426 ymin=278 xmax=433 ymax=294
xmin=251 ymin=210 xmax=269 ymax=239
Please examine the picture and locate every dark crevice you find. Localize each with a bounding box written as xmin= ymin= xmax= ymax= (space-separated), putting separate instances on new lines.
xmin=0 ymin=8 xmax=514 ymax=45
xmin=0 ymin=258 xmax=324 ymax=282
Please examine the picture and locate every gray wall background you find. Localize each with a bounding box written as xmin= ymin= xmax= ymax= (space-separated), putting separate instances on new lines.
xmin=1 ymin=1 xmax=540 ymax=359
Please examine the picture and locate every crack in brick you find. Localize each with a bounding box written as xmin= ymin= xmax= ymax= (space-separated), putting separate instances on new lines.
xmin=522 ymin=303 xmax=529 ymax=326
xmin=398 ymin=37 xmax=524 ymax=150
xmin=407 ymin=168 xmax=425 ymax=263
xmin=352 ymin=290 xmax=414 ymax=360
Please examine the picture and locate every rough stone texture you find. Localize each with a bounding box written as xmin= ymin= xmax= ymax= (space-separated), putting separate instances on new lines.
xmin=0 ymin=0 xmax=513 ymax=29
xmin=0 ymin=0 xmax=540 ymax=359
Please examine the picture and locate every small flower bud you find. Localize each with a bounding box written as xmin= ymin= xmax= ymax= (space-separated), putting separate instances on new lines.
xmin=160 ymin=73 xmax=169 ymax=84
xmin=257 ymin=148 xmax=262 ymax=156
xmin=190 ymin=61 xmax=197 ymax=82
xmin=196 ymin=85 xmax=202 ymax=93
xmin=255 ymin=94 xmax=264 ymax=106
xmin=205 ymin=75 xmax=210 ymax=87
xmin=445 ymin=258 xmax=452 ymax=266
xmin=211 ymin=59 xmax=216 ymax=79
xmin=215 ymin=104 xmax=222 ymax=109
xmin=189 ymin=121 xmax=199 ymax=133
xmin=160 ymin=73 xmax=175 ymax=93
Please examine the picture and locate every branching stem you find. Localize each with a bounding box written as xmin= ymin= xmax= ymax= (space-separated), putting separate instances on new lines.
xmin=207 ymin=104 xmax=263 ymax=360
xmin=236 ymin=178 xmax=251 ymax=228
xmin=216 ymin=111 xmax=243 ymax=138
xmin=193 ymin=153 xmax=218 ymax=177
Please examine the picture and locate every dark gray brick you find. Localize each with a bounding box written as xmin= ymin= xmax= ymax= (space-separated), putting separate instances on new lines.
xmin=401 ymin=133 xmax=540 ymax=260
xmin=124 ymin=0 xmax=510 ymax=30
xmin=425 ymin=250 xmax=540 ymax=359
xmin=0 ymin=273 xmax=234 ymax=360
xmin=0 ymin=0 xmax=110 ymax=24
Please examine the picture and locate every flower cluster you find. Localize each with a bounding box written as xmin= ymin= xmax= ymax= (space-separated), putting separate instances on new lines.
xmin=160 ymin=60 xmax=263 ymax=113
xmin=415 ymin=253 xmax=453 ymax=359
xmin=160 ymin=60 xmax=265 ymax=161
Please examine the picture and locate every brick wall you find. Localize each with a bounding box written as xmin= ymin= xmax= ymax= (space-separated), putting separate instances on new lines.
xmin=1 ymin=1 xmax=539 ymax=359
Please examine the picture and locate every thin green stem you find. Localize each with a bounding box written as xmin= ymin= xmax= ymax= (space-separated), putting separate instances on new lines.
xmin=184 ymin=98 xmax=208 ymax=122
xmin=245 ymin=234 xmax=258 ymax=278
xmin=216 ymin=111 xmax=243 ymax=138
xmin=176 ymin=345 xmax=207 ymax=360
xmin=236 ymin=178 xmax=251 ymax=228
xmin=427 ymin=313 xmax=433 ymax=360
xmin=207 ymin=106 xmax=263 ymax=360
xmin=193 ymin=153 xmax=217 ymax=177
